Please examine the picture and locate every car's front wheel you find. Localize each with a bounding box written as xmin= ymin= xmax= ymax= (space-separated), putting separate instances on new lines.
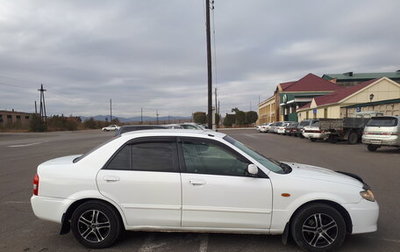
xmin=291 ymin=203 xmax=346 ymax=252
xmin=71 ymin=201 xmax=122 ymax=249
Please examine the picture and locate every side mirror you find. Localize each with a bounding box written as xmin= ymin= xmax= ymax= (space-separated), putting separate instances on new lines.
xmin=247 ymin=164 xmax=258 ymax=175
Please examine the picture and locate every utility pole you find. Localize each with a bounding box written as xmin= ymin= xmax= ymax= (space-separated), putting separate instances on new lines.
xmin=109 ymin=99 xmax=112 ymax=122
xmin=140 ymin=108 xmax=143 ymax=124
xmin=206 ymin=0 xmax=213 ymax=129
xmin=34 ymin=101 xmax=37 ymax=114
xmin=38 ymin=84 xmax=47 ymax=122
xmin=156 ymin=110 xmax=159 ymax=125
xmin=214 ymin=88 xmax=218 ymax=129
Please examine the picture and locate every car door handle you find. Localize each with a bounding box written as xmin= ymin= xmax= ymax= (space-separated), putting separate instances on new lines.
xmin=103 ymin=175 xmax=120 ymax=182
xmin=189 ymin=180 xmax=206 ymax=186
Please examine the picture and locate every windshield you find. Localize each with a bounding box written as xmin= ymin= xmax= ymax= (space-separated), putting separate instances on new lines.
xmin=300 ymin=120 xmax=310 ymax=126
xmin=367 ymin=117 xmax=398 ymax=127
xmin=223 ymin=135 xmax=285 ymax=174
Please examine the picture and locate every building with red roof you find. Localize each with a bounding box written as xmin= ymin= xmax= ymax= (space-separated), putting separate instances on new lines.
xmin=258 ymin=73 xmax=342 ymax=123
xmin=297 ymin=77 xmax=400 ymax=120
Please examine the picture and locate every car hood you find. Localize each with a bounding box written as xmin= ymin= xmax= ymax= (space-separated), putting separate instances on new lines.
xmin=282 ymin=162 xmax=364 ymax=188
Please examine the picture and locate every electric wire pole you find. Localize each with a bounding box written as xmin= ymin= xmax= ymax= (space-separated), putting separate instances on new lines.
xmin=206 ymin=0 xmax=213 ymax=129
xmin=109 ymin=99 xmax=113 ymax=122
xmin=38 ymin=84 xmax=47 ymax=122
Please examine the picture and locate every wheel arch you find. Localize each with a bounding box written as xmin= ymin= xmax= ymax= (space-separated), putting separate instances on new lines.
xmin=287 ymin=200 xmax=353 ymax=235
xmin=60 ymin=198 xmax=126 ymax=235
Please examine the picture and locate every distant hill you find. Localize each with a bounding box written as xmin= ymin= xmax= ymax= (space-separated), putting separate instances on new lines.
xmin=80 ymin=115 xmax=191 ymax=123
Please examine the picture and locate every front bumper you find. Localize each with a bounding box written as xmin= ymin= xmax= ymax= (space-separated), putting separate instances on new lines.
xmin=31 ymin=195 xmax=73 ymax=223
xmin=303 ymin=132 xmax=328 ymax=139
xmin=343 ymin=199 xmax=379 ymax=234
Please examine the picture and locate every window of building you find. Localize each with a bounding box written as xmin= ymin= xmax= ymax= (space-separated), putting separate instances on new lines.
xmin=324 ymin=108 xmax=328 ymax=118
xmin=25 ymin=116 xmax=30 ymax=119
xmin=16 ymin=115 xmax=21 ymax=120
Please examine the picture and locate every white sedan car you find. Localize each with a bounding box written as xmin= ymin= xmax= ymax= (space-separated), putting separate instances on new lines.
xmin=31 ymin=130 xmax=378 ymax=251
xmin=101 ymin=124 xmax=120 ymax=131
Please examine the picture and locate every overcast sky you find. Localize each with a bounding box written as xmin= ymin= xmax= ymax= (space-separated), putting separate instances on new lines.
xmin=0 ymin=0 xmax=399 ymax=118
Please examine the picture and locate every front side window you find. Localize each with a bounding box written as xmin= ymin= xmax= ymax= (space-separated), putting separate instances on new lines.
xmin=105 ymin=141 xmax=178 ymax=172
xmin=223 ymin=135 xmax=285 ymax=174
xmin=181 ymin=139 xmax=249 ymax=176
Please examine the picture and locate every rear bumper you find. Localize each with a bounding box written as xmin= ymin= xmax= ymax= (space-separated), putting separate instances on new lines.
xmin=343 ymin=199 xmax=379 ymax=234
xmin=31 ymin=195 xmax=72 ymax=223
xmin=362 ymin=135 xmax=400 ymax=146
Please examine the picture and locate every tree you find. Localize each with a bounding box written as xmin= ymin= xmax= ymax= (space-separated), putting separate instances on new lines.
xmin=245 ymin=111 xmax=258 ymax=124
xmin=30 ymin=114 xmax=47 ymax=132
xmin=83 ymin=117 xmax=97 ymax=129
xmin=235 ymin=110 xmax=246 ymax=125
xmin=193 ymin=112 xmax=207 ymax=124
xmin=223 ymin=113 xmax=235 ymax=127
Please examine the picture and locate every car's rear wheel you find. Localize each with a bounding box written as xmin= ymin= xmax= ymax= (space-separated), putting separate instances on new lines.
xmin=291 ymin=203 xmax=346 ymax=252
xmin=71 ymin=201 xmax=122 ymax=249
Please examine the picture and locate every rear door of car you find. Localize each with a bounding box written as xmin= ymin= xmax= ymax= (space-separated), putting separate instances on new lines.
xmin=96 ymin=136 xmax=182 ymax=228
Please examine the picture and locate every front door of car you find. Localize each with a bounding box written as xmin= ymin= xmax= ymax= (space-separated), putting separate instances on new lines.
xmin=179 ymin=137 xmax=273 ymax=230
xmin=96 ymin=137 xmax=181 ymax=227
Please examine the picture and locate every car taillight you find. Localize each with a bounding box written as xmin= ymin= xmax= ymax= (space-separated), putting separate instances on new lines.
xmin=33 ymin=173 xmax=39 ymax=195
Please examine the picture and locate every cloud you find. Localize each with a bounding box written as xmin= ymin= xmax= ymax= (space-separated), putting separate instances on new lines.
xmin=0 ymin=0 xmax=399 ymax=117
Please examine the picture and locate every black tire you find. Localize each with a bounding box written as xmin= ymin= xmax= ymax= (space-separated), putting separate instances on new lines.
xmin=291 ymin=203 xmax=346 ymax=252
xmin=347 ymin=131 xmax=359 ymax=145
xmin=367 ymin=144 xmax=379 ymax=152
xmin=71 ymin=200 xmax=122 ymax=249
xmin=310 ymin=138 xmax=317 ymax=142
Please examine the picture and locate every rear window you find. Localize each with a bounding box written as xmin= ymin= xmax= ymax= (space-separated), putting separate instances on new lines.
xmin=367 ymin=117 xmax=398 ymax=127
xmin=300 ymin=121 xmax=310 ymax=126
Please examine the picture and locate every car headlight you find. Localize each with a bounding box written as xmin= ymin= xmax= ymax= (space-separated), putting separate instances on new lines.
xmin=360 ymin=189 xmax=375 ymax=202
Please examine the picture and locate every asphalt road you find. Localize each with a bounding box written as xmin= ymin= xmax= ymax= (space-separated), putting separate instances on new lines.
xmin=0 ymin=129 xmax=399 ymax=252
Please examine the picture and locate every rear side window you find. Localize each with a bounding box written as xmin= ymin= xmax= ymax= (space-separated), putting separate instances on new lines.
xmin=107 ymin=145 xmax=131 ymax=170
xmin=367 ymin=117 xmax=398 ymax=127
xmin=105 ymin=141 xmax=178 ymax=172
xmin=132 ymin=142 xmax=178 ymax=172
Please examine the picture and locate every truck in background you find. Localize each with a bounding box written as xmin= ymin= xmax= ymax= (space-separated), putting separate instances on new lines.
xmin=319 ymin=111 xmax=384 ymax=144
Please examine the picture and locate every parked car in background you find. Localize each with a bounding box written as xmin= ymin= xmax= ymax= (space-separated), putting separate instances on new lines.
xmin=165 ymin=124 xmax=183 ymax=129
xmin=284 ymin=122 xmax=299 ymax=136
xmin=319 ymin=112 xmax=383 ymax=144
xmin=101 ymin=124 xmax=120 ymax=131
xmin=302 ymin=120 xmax=329 ymax=142
xmin=31 ymin=130 xmax=378 ymax=251
xmin=296 ymin=119 xmax=318 ymax=137
xmin=362 ymin=116 xmax=400 ymax=151
xmin=180 ymin=123 xmax=206 ymax=130
xmin=115 ymin=125 xmax=167 ymax=136
xmin=258 ymin=123 xmax=272 ymax=133
xmin=276 ymin=122 xmax=291 ymax=134
xmin=270 ymin=122 xmax=283 ymax=133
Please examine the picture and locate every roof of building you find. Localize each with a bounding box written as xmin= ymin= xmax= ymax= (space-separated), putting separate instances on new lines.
xmin=298 ymin=102 xmax=311 ymax=110
xmin=314 ymin=79 xmax=377 ymax=106
xmin=279 ymin=73 xmax=340 ymax=92
xmin=322 ymin=71 xmax=400 ymax=82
